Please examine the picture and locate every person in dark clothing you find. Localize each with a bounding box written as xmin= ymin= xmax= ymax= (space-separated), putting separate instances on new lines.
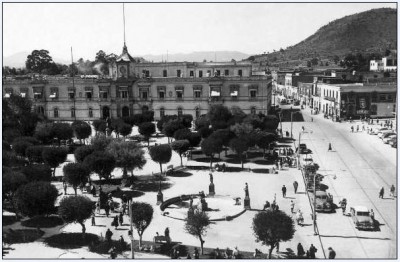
xmin=328 ymin=143 xmax=332 ymax=151
xmin=309 ymin=244 xmax=317 ymax=259
xmin=91 ymin=214 xmax=96 ymax=226
xmin=282 ymin=185 xmax=287 ymax=198
xmin=194 ymin=247 xmax=200 ymax=259
xmin=119 ymin=212 xmax=124 ymax=225
xmin=379 ymin=187 xmax=384 ymax=198
xmin=293 ymin=181 xmax=299 ymax=194
xmin=263 ymin=201 xmax=270 ymax=210
xmin=105 ymin=228 xmax=113 ymax=242
xmin=165 ymin=227 xmax=170 ymax=243
xmin=297 ymin=243 xmax=305 ymax=257
xmin=328 ymin=247 xmax=336 ymax=259
xmin=105 ymin=204 xmax=110 ymax=217
xmin=113 ymin=216 xmax=119 ymax=229
xmin=109 ymin=246 xmax=117 ymax=259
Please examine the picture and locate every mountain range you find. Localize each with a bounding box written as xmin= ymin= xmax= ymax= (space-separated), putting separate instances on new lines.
xmin=250 ymin=8 xmax=397 ymax=65
xmin=3 ymin=51 xmax=250 ymax=68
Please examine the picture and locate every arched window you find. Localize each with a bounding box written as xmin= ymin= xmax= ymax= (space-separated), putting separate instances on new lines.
xmin=54 ymin=108 xmax=59 ymax=118
xmin=195 ymin=107 xmax=201 ymax=118
xmin=88 ymin=107 xmax=93 ymax=118
xmin=160 ymin=107 xmax=165 ymax=118
xmin=71 ymin=107 xmax=76 ymax=118
xmin=178 ymin=107 xmax=183 ymax=116
xmin=251 ymin=107 xmax=256 ymax=115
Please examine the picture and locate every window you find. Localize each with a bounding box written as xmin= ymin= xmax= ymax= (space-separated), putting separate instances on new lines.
xmin=86 ymin=91 xmax=92 ymax=100
xmin=34 ymin=92 xmax=42 ymax=99
xmin=120 ymin=90 xmax=128 ymax=98
xmin=250 ymin=90 xmax=257 ymax=98
xmin=176 ymin=90 xmax=183 ymax=99
xmin=89 ymin=108 xmax=93 ymax=118
xmin=207 ymin=70 xmax=211 ymax=77
xmin=190 ymin=71 xmax=194 ymax=77
xmin=177 ymin=70 xmax=181 ymax=77
xmin=71 ymin=108 xmax=75 ymax=118
xmin=100 ymin=91 xmax=108 ymax=99
xmin=163 ymin=70 xmax=167 ymax=77
xmin=178 ymin=107 xmax=183 ymax=116
xmin=54 ymin=108 xmax=59 ymax=118
xmin=379 ymin=94 xmax=387 ymax=102
xmin=37 ymin=106 xmax=44 ymax=115
xmin=160 ymin=108 xmax=165 ymax=118
xmin=371 ymin=92 xmax=378 ymax=103
xmin=216 ymin=70 xmax=220 ymax=76
xmin=238 ymin=70 xmax=243 ymax=77
xmin=142 ymin=70 xmax=150 ymax=77
xmin=68 ymin=91 xmax=75 ymax=99
xmin=159 ymin=91 xmax=165 ymax=99
xmin=224 ymin=69 xmax=229 ymax=76
xmin=195 ymin=90 xmax=201 ymax=98
xmin=142 ymin=92 xmax=148 ymax=99
xmin=387 ymin=94 xmax=393 ymax=102
xmin=199 ymin=71 xmax=203 ymax=78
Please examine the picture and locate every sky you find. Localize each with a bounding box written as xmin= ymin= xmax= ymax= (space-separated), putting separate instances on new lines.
xmin=3 ymin=2 xmax=397 ymax=61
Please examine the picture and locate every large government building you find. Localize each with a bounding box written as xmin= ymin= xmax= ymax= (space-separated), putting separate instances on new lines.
xmin=3 ymin=44 xmax=272 ymax=121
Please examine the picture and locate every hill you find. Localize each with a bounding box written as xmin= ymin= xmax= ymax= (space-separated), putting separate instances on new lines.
xmin=250 ymin=8 xmax=397 ymax=67
xmin=3 ymin=51 xmax=70 ymax=68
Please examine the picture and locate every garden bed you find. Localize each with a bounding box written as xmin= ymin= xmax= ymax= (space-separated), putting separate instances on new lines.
xmin=3 ymin=228 xmax=44 ymax=244
xmin=45 ymin=233 xmax=100 ymax=249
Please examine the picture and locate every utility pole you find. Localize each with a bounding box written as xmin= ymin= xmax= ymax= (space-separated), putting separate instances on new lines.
xmin=129 ymin=200 xmax=135 ymax=258
xmin=290 ymin=106 xmax=293 ymax=138
xmin=313 ymin=172 xmax=317 ymax=235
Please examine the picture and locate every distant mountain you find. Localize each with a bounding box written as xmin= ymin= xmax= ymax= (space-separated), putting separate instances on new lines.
xmin=141 ymin=51 xmax=250 ymax=62
xmin=3 ymin=51 xmax=70 ymax=68
xmin=250 ymin=8 xmax=397 ymax=65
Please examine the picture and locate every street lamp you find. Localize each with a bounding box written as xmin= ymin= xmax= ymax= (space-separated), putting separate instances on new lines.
xmin=128 ymin=200 xmax=135 ymax=259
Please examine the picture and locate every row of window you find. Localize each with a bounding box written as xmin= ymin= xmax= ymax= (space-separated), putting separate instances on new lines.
xmin=142 ymin=69 xmax=244 ymax=78
xmin=323 ymin=89 xmax=339 ymax=99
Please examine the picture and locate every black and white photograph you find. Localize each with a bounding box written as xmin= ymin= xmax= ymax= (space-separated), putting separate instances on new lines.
xmin=2 ymin=1 xmax=397 ymax=259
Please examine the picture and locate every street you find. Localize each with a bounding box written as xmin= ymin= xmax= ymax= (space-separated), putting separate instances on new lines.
xmin=280 ymin=104 xmax=397 ymax=258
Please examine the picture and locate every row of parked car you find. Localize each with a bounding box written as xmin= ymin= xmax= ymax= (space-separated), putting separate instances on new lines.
xmin=370 ymin=126 xmax=397 ymax=148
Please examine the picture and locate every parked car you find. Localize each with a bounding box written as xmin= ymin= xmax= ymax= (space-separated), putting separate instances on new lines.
xmin=378 ymin=130 xmax=395 ymax=138
xmin=383 ymin=134 xmax=396 ymax=144
xmin=371 ymin=127 xmax=389 ymax=135
xmin=311 ymin=190 xmax=335 ymax=213
xmin=293 ymin=100 xmax=300 ymax=106
xmin=381 ymin=131 xmax=396 ymax=139
xmin=350 ymin=206 xmax=375 ymax=230
xmin=391 ymin=140 xmax=397 ymax=148
xmin=280 ymin=99 xmax=287 ymax=105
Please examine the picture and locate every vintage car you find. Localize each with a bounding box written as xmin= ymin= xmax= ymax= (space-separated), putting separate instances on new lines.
xmin=311 ymin=190 xmax=335 ymax=213
xmin=383 ymin=134 xmax=396 ymax=144
xmin=350 ymin=206 xmax=375 ymax=230
xmin=370 ymin=127 xmax=389 ymax=135
xmin=378 ymin=130 xmax=395 ymax=139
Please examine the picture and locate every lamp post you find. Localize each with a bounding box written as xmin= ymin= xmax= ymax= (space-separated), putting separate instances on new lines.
xmin=129 ymin=200 xmax=135 ymax=259
xmin=313 ymin=172 xmax=317 ymax=235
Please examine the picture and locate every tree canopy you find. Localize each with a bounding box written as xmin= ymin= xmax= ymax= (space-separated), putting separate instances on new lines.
xmin=130 ymin=202 xmax=154 ymax=248
xmin=149 ymin=144 xmax=172 ymax=174
xmin=83 ymin=151 xmax=116 ymax=181
xmin=25 ymin=49 xmax=54 ymax=73
xmin=184 ymin=211 xmax=210 ymax=255
xmin=229 ymin=138 xmax=249 ymax=169
xmin=201 ymin=136 xmax=223 ymax=168
xmin=171 ymin=140 xmax=190 ymax=167
xmin=71 ymin=121 xmax=92 ymax=143
xmin=42 ymin=147 xmax=68 ymax=176
xmin=138 ymin=122 xmax=156 ymax=146
xmin=58 ymin=195 xmax=94 ymax=235
xmin=63 ymin=163 xmax=91 ymax=195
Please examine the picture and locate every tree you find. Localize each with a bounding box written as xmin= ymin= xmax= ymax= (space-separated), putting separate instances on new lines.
xmin=51 ymin=123 xmax=73 ymax=146
xmin=208 ymin=105 xmax=232 ymax=130
xmin=34 ymin=122 xmax=54 ymax=144
xmin=25 ymin=145 xmax=45 ymax=163
xmin=333 ymin=55 xmax=340 ymax=65
xmin=194 ymin=116 xmax=210 ymax=131
xmin=21 ymin=164 xmax=52 ymax=182
xmin=25 ymin=49 xmax=54 ymax=73
xmin=83 ymin=151 xmax=116 ymax=181
xmin=74 ymin=145 xmax=95 ymax=163
xmin=92 ymin=119 xmax=107 ymax=135
xmin=209 ymin=129 xmax=236 ymax=156
xmin=252 ymin=210 xmax=295 ymax=258
xmin=180 ymin=114 xmax=193 ymax=128
xmin=71 ymin=121 xmax=92 ymax=144
xmin=171 ymin=140 xmax=190 ymax=166
xmin=90 ymin=134 xmax=113 ymax=151
xmin=138 ymin=122 xmax=156 ymax=146
xmin=188 ymin=132 xmax=202 ymax=148
xmin=63 ymin=163 xmax=90 ymax=195
xmin=201 ymin=136 xmax=223 ymax=169
xmin=130 ymin=202 xmax=154 ymax=248
xmin=163 ymin=120 xmax=185 ymax=143
xmin=106 ymin=140 xmax=146 ymax=178
xmin=184 ymin=211 xmax=210 ymax=255
xmin=198 ymin=126 xmax=213 ymax=139
xmin=174 ymin=128 xmax=191 ymax=141
xmin=256 ymin=132 xmax=276 ymax=157
xmin=42 ymin=147 xmax=68 ymax=177
xmin=111 ymin=118 xmax=125 ymax=138
xmin=149 ymin=144 xmax=172 ymax=174
xmin=12 ymin=140 xmax=33 ymax=157
xmin=95 ymin=50 xmax=109 ymax=75
xmin=230 ymin=122 xmax=254 ymax=138
xmin=229 ymin=138 xmax=249 ymax=169
xmin=15 ymin=181 xmax=58 ymax=217
xmin=119 ymin=123 xmax=133 ymax=138
xmin=58 ymin=196 xmax=94 ymax=236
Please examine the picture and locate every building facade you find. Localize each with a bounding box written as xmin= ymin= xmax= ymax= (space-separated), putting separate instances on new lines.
xmin=3 ymin=45 xmax=272 ymax=121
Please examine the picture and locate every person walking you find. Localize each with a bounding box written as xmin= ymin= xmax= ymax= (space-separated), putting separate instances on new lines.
xmin=328 ymin=143 xmax=332 ymax=151
xmin=351 ymin=126 xmax=354 ymax=133
xmin=165 ymin=227 xmax=171 ymax=243
xmin=328 ymin=247 xmax=336 ymax=259
xmin=309 ymin=244 xmax=318 ymax=259
xmin=370 ymin=209 xmax=375 ymax=221
xmin=390 ymin=185 xmax=395 ymax=198
xmin=105 ymin=203 xmax=110 ymax=217
xmin=293 ymin=181 xmax=299 ymax=194
xmin=105 ymin=228 xmax=113 ymax=242
xmin=91 ymin=214 xmax=96 ymax=226
xmin=63 ymin=182 xmax=68 ymax=195
xmin=379 ymin=187 xmax=384 ymax=199
xmin=290 ymin=200 xmax=295 ymax=213
xmin=339 ymin=198 xmax=347 ymax=215
xmin=193 ymin=247 xmax=200 ymax=259
xmin=356 ymin=125 xmax=359 ymax=132
xmin=282 ymin=185 xmax=287 ymax=198
xmin=119 ymin=212 xmax=124 ymax=226
xmin=297 ymin=243 xmax=305 ymax=257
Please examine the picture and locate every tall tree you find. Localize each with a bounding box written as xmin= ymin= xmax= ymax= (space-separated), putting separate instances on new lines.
xmin=201 ymin=136 xmax=223 ymax=169
xmin=229 ymin=138 xmax=249 ymax=169
xmin=59 ymin=196 xmax=94 ymax=236
xmin=138 ymin=122 xmax=156 ymax=146
xmin=71 ymin=121 xmax=92 ymax=144
xmin=25 ymin=50 xmax=54 ymax=73
xmin=63 ymin=163 xmax=91 ymax=195
xmin=256 ymin=132 xmax=276 ymax=157
xmin=83 ymin=151 xmax=116 ymax=181
xmin=208 ymin=105 xmax=233 ymax=130
xmin=42 ymin=147 xmax=68 ymax=177
xmin=95 ymin=50 xmax=109 ymax=75
xmin=252 ymin=210 xmax=295 ymax=258
xmin=149 ymin=144 xmax=172 ymax=174
xmin=106 ymin=140 xmax=146 ymax=178
xmin=171 ymin=140 xmax=190 ymax=167
xmin=130 ymin=202 xmax=154 ymax=248
xmin=184 ymin=211 xmax=210 ymax=255
xmin=51 ymin=123 xmax=74 ymax=146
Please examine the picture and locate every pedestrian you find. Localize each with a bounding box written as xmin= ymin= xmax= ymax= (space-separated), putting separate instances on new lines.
xmin=328 ymin=247 xmax=336 ymax=259
xmin=290 ymin=200 xmax=295 ymax=213
xmin=379 ymin=187 xmax=384 ymax=199
xmin=109 ymin=246 xmax=117 ymax=259
xmin=390 ymin=184 xmax=395 ymax=198
xmin=263 ymin=201 xmax=270 ymax=210
xmin=63 ymin=183 xmax=68 ymax=195
xmin=91 ymin=185 xmax=96 ymax=197
xmin=311 ymin=117 xmax=313 ymax=122
xmin=297 ymin=243 xmax=305 ymax=257
xmin=105 ymin=228 xmax=113 ymax=242
xmin=351 ymin=126 xmax=354 ymax=133
xmin=187 ymin=253 xmax=192 ymax=259
xmin=165 ymin=227 xmax=170 ymax=243
xmin=328 ymin=143 xmax=332 ymax=151
xmin=282 ymin=185 xmax=287 ymax=198
xmin=293 ymin=181 xmax=299 ymax=194
xmin=96 ymin=199 xmax=101 ymax=214
xmin=122 ymin=202 xmax=127 ymax=215
xmin=276 ymin=242 xmax=280 ymax=252
xmin=119 ymin=235 xmax=125 ymax=245
xmin=105 ymin=203 xmax=110 ymax=217
xmin=362 ymin=125 xmax=365 ymax=131
xmin=113 ymin=215 xmax=119 ymax=229
xmin=119 ymin=212 xmax=123 ymax=225
xmin=194 ymin=247 xmax=200 ymax=259
xmin=339 ymin=198 xmax=347 ymax=215
xmin=309 ymin=244 xmax=318 ymax=259
xmin=356 ymin=125 xmax=359 ymax=132
xmin=91 ymin=214 xmax=96 ymax=226
xmin=370 ymin=209 xmax=375 ymax=221
xmin=302 ymin=126 xmax=305 ymax=131
xmin=277 ymin=161 xmax=281 ymax=170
